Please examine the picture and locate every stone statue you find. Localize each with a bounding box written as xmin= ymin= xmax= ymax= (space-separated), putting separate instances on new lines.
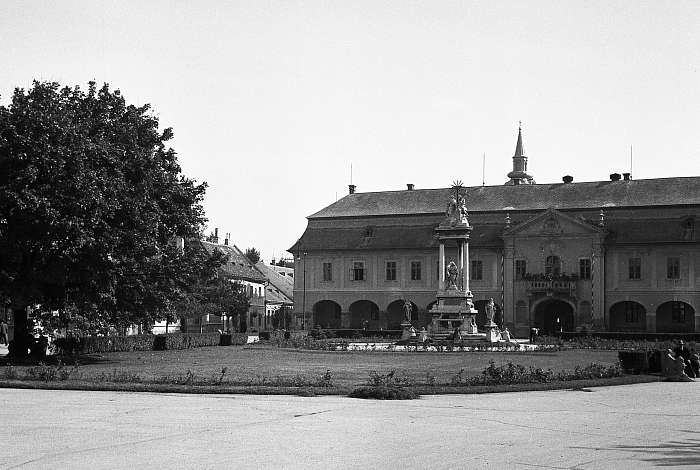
xmin=446 ymin=261 xmax=459 ymax=289
xmin=444 ymin=193 xmax=469 ymax=226
xmin=403 ymin=300 xmax=412 ymax=322
xmin=485 ymin=298 xmax=496 ymax=325
xmin=457 ymin=194 xmax=469 ymax=224
xmin=502 ymin=327 xmax=512 ymax=342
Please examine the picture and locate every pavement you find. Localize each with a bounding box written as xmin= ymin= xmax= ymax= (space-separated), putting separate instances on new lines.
xmin=1 ymin=382 xmax=699 ymax=469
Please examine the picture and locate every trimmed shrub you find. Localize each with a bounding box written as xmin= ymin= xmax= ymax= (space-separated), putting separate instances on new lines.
xmin=349 ymin=386 xmax=418 ymax=400
xmin=54 ymin=332 xmax=233 ymax=354
xmin=618 ymin=351 xmax=649 ymax=374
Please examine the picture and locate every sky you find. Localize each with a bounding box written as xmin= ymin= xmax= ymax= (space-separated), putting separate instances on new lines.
xmin=2 ymin=1 xmax=699 ymax=262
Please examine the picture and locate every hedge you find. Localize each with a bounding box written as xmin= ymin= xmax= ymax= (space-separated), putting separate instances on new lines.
xmin=560 ymin=331 xmax=700 ymax=342
xmin=54 ymin=333 xmax=248 ymax=355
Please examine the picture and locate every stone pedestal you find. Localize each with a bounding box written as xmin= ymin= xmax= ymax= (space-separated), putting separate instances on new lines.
xmin=429 ymin=290 xmax=478 ymax=337
xmin=400 ymin=321 xmax=416 ymax=341
xmin=484 ymin=325 xmax=501 ymax=343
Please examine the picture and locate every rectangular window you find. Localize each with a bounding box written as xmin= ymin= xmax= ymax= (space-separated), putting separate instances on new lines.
xmin=471 ymin=260 xmax=483 ymax=281
xmin=410 ymin=261 xmax=422 ymax=281
xmin=385 ymin=261 xmax=397 ymax=281
xmin=515 ymin=260 xmax=526 ymax=280
xmin=352 ymin=261 xmax=365 ymax=281
xmin=628 ymin=257 xmax=641 ymax=280
xmin=667 ymin=257 xmax=680 ymax=279
xmin=322 ymin=262 xmax=332 ymax=282
xmin=579 ymin=258 xmax=591 ymax=280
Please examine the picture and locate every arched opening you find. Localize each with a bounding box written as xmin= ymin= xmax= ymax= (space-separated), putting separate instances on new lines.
xmin=386 ymin=300 xmax=418 ymax=330
xmin=312 ymin=300 xmax=342 ymax=329
xmin=349 ymin=300 xmax=380 ymax=330
xmin=656 ymin=301 xmax=695 ymax=333
xmin=473 ymin=300 xmax=502 ymax=328
xmin=609 ymin=301 xmax=646 ymax=331
xmin=533 ymin=299 xmax=574 ymax=335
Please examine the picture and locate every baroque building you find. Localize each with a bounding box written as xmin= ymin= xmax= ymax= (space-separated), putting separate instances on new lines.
xmin=290 ymin=128 xmax=700 ymax=336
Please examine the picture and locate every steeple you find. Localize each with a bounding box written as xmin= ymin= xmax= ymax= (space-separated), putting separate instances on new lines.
xmin=505 ymin=122 xmax=535 ymax=185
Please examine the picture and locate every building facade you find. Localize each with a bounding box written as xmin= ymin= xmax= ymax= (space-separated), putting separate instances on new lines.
xmin=290 ymin=129 xmax=700 ymax=336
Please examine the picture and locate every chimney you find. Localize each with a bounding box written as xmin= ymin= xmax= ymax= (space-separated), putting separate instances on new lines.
xmin=224 ymin=232 xmax=230 ymax=245
xmin=212 ymin=228 xmax=219 ymax=244
xmin=623 ymin=172 xmax=631 ymax=181
xmin=609 ymin=173 xmax=622 ymax=181
xmin=562 ymin=175 xmax=573 ymax=184
xmin=349 ymin=184 xmax=356 ymax=194
xmin=407 ymin=183 xmax=414 ymax=191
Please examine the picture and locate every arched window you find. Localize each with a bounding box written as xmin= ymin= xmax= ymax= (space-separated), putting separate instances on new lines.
xmin=545 ymin=255 xmax=561 ymax=276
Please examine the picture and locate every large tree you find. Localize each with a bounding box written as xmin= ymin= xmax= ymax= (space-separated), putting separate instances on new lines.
xmin=0 ymin=81 xmax=216 ymax=346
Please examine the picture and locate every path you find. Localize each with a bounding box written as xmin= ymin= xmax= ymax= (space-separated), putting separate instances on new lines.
xmin=1 ymin=382 xmax=699 ymax=469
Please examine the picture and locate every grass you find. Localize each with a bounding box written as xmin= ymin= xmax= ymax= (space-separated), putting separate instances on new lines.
xmin=0 ymin=345 xmax=660 ymax=396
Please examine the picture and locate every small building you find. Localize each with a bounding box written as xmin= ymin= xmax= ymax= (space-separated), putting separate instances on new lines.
xmin=182 ymin=237 xmax=266 ymax=333
xmin=256 ymin=261 xmax=294 ymax=329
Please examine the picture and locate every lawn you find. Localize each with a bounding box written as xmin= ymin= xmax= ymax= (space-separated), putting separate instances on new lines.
xmin=2 ymin=345 xmax=622 ymax=388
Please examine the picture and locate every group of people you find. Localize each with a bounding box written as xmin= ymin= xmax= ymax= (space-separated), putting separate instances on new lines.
xmin=664 ymin=340 xmax=700 ymax=380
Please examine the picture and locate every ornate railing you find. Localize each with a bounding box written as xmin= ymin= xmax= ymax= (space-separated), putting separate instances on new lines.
xmin=526 ymin=280 xmax=576 ymax=294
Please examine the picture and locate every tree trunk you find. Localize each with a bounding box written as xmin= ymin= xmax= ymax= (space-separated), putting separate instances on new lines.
xmin=9 ymin=304 xmax=31 ymax=357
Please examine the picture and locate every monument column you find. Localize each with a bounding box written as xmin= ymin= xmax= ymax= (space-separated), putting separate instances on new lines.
xmin=592 ymin=239 xmax=605 ymax=330
xmin=463 ymin=239 xmax=470 ymax=294
xmin=439 ymin=242 xmax=446 ymax=291
xmin=503 ymin=241 xmax=515 ymax=329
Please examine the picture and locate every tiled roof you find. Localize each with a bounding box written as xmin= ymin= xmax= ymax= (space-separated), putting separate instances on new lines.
xmin=200 ymin=241 xmax=266 ymax=283
xmin=255 ymin=262 xmax=294 ymax=299
xmin=308 ymin=177 xmax=700 ymax=219
xmin=265 ymin=286 xmax=293 ymax=305
xmin=291 ymin=222 xmax=507 ymax=252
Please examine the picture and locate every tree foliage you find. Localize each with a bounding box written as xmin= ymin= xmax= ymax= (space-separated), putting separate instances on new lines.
xmin=244 ymin=247 xmax=261 ymax=264
xmin=0 ymin=81 xmax=217 ymax=334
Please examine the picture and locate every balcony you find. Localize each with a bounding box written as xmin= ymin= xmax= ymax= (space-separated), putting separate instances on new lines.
xmin=527 ymin=279 xmax=576 ymax=293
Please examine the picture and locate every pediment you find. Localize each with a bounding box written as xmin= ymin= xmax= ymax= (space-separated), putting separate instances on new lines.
xmin=503 ymin=208 xmax=604 ymax=238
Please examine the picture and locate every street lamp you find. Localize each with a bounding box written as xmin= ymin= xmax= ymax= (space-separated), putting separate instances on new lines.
xmin=297 ymin=251 xmax=307 ymax=330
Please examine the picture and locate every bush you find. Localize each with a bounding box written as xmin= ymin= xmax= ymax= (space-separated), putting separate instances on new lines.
xmin=448 ymin=361 xmax=622 ymax=387
xmin=54 ymin=332 xmax=236 ymax=354
xmin=349 ymin=386 xmax=418 ymax=400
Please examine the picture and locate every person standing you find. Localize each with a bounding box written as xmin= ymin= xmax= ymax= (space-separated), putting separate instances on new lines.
xmin=0 ymin=319 xmax=8 ymax=345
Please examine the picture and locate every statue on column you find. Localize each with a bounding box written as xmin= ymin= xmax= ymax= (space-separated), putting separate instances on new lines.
xmin=446 ymin=261 xmax=459 ymax=289
xmin=444 ymin=181 xmax=470 ymax=226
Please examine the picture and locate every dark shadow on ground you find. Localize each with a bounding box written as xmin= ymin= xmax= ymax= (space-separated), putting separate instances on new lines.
xmin=0 ymin=354 xmax=110 ymax=366
xmin=573 ymin=430 xmax=700 ymax=467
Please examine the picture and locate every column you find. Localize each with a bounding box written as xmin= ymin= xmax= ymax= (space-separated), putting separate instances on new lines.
xmin=463 ymin=239 xmax=470 ymax=294
xmin=439 ymin=241 xmax=445 ymax=291
xmin=503 ymin=241 xmax=515 ymax=327
xmin=592 ymin=240 xmax=605 ymax=329
xmin=457 ymin=240 xmax=464 ymax=291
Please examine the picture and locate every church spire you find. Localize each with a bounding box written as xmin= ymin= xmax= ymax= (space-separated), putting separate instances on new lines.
xmin=514 ymin=121 xmax=525 ymax=158
xmin=505 ymin=122 xmax=535 ymax=185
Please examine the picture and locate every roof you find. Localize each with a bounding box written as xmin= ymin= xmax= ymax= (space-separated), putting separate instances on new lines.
xmin=200 ymin=241 xmax=266 ymax=283
xmin=265 ymin=285 xmax=293 ymax=306
xmin=308 ymin=177 xmax=700 ymax=219
xmin=255 ymin=261 xmax=293 ymax=299
xmin=291 ymin=221 xmax=507 ymax=252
